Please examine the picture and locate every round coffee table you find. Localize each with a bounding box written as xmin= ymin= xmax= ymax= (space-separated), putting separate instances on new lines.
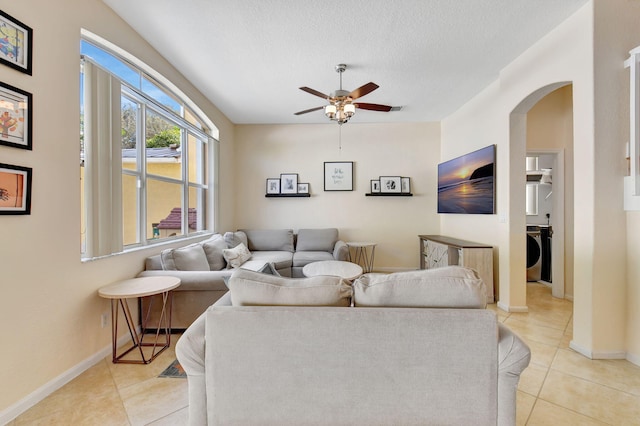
xmin=302 ymin=260 xmax=363 ymax=280
xmin=98 ymin=276 xmax=180 ymax=364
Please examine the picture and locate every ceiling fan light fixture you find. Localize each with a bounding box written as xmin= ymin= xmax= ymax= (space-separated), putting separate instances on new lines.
xmin=343 ymin=103 xmax=355 ymax=116
xmin=325 ymin=104 xmax=336 ymax=119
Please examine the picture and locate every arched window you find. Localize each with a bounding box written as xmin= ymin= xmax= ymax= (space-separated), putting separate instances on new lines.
xmin=80 ymin=31 xmax=217 ymax=259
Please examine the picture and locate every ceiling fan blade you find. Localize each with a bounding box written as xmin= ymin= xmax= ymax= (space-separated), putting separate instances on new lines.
xmin=294 ymin=106 xmax=324 ymax=115
xmin=299 ymin=87 xmax=330 ymax=99
xmin=349 ymin=82 xmax=379 ymax=100
xmin=355 ymin=102 xmax=393 ymax=112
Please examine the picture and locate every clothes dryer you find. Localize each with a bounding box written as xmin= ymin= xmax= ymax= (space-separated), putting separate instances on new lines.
xmin=526 ymin=225 xmax=542 ymax=282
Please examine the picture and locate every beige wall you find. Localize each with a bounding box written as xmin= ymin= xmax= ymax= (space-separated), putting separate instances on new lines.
xmin=442 ymin=0 xmax=640 ymax=362
xmin=0 ymin=0 xmax=235 ymax=416
xmin=233 ymin=122 xmax=440 ymax=270
xmin=526 ymin=85 xmax=575 ymax=298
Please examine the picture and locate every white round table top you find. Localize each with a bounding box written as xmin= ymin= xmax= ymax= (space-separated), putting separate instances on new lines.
xmin=98 ymin=276 xmax=181 ymax=299
xmin=346 ymin=242 xmax=377 ymax=248
xmin=302 ymin=260 xmax=363 ymax=280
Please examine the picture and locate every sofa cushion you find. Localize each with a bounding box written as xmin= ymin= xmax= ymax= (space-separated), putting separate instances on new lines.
xmin=296 ymin=228 xmax=338 ymax=252
xmin=292 ymin=251 xmax=335 ymax=267
xmin=223 ymin=243 xmax=252 ymax=269
xmin=223 ymin=231 xmax=248 ymax=248
xmin=160 ymin=243 xmax=210 ymax=271
xmin=249 ymin=251 xmax=293 ymax=270
xmin=227 ymin=268 xmax=352 ymax=307
xmin=352 ymin=266 xmax=487 ymax=308
xmin=240 ymin=229 xmax=294 ymax=252
xmin=201 ymin=234 xmax=227 ymax=271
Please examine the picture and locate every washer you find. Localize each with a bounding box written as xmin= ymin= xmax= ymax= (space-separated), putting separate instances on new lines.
xmin=526 ymin=225 xmax=542 ymax=282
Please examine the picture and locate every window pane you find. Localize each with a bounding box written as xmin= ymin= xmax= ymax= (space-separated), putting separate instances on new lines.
xmin=146 ymin=110 xmax=182 ymax=179
xmin=81 ymin=41 xmax=140 ymax=89
xmin=188 ymin=186 xmax=204 ymax=235
xmin=122 ymin=97 xmax=139 ymax=169
xmin=187 ymin=133 xmax=206 ymax=184
xmin=80 ymin=164 xmax=86 ymax=255
xmin=147 ymin=179 xmax=182 ymax=240
xmin=142 ymin=76 xmax=181 ymax=114
xmin=123 ymin=174 xmax=139 ymax=245
xmin=184 ymin=107 xmax=203 ymax=131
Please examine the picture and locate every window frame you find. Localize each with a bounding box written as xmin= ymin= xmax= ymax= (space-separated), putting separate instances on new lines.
xmin=80 ymin=31 xmax=217 ymax=260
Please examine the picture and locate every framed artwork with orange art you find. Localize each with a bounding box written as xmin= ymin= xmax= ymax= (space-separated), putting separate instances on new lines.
xmin=0 ymin=163 xmax=31 ymax=215
xmin=0 ymin=81 xmax=31 ymax=150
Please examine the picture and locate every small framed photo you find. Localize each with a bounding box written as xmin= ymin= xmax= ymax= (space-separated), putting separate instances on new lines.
xmin=280 ymin=173 xmax=298 ymax=194
xmin=370 ymin=180 xmax=380 ymax=193
xmin=380 ymin=176 xmax=402 ymax=193
xmin=266 ymin=178 xmax=280 ymax=194
xmin=324 ymin=161 xmax=353 ymax=191
xmin=0 ymin=82 xmax=32 ymax=150
xmin=297 ymin=183 xmax=309 ymax=194
xmin=0 ymin=162 xmax=32 ymax=215
xmin=0 ymin=11 xmax=33 ymax=75
xmin=401 ymin=177 xmax=411 ymax=193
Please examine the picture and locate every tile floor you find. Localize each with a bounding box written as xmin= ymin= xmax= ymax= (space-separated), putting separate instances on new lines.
xmin=9 ymin=282 xmax=640 ymax=425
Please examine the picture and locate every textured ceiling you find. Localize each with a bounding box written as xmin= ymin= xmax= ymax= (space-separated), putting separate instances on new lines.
xmin=101 ymin=0 xmax=589 ymax=125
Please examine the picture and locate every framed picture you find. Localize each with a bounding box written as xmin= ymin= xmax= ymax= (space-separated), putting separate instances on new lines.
xmin=401 ymin=177 xmax=411 ymax=193
xmin=0 ymin=82 xmax=32 ymax=150
xmin=297 ymin=183 xmax=309 ymax=194
xmin=324 ymin=161 xmax=353 ymax=191
xmin=280 ymin=173 xmax=298 ymax=194
xmin=0 ymin=162 xmax=32 ymax=215
xmin=266 ymin=178 xmax=280 ymax=194
xmin=380 ymin=176 xmax=402 ymax=193
xmin=370 ymin=180 xmax=380 ymax=193
xmin=0 ymin=11 xmax=33 ymax=75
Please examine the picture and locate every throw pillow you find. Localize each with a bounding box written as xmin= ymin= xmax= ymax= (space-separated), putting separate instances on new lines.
xmin=227 ymin=268 xmax=352 ymax=307
xmin=352 ymin=266 xmax=486 ymax=308
xmin=160 ymin=243 xmax=210 ymax=271
xmin=223 ymin=243 xmax=252 ymax=268
xmin=223 ymin=231 xmax=248 ymax=248
xmin=201 ymin=234 xmax=228 ymax=271
xmin=224 ymin=262 xmax=280 ymax=289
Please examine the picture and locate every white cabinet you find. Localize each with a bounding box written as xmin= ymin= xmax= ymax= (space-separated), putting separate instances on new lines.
xmin=419 ymin=235 xmax=494 ymax=303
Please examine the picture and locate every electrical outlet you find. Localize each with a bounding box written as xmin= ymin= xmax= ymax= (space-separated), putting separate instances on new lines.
xmin=101 ymin=312 xmax=109 ymax=328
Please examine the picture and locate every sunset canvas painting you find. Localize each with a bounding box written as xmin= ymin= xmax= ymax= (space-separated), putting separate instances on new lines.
xmin=437 ymin=145 xmax=495 ymax=214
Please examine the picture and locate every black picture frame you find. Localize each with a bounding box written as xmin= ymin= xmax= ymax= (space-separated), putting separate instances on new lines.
xmin=0 ymin=81 xmax=32 ymax=150
xmin=324 ymin=161 xmax=354 ymax=191
xmin=0 ymin=162 xmax=32 ymax=215
xmin=0 ymin=10 xmax=33 ymax=75
xmin=266 ymin=178 xmax=280 ymax=194
xmin=297 ymin=183 xmax=309 ymax=194
xmin=370 ymin=180 xmax=380 ymax=193
xmin=280 ymin=173 xmax=298 ymax=194
xmin=401 ymin=177 xmax=411 ymax=193
xmin=379 ymin=176 xmax=402 ymax=193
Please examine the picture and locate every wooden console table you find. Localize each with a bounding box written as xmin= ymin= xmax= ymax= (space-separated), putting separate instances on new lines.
xmin=419 ymin=235 xmax=494 ymax=303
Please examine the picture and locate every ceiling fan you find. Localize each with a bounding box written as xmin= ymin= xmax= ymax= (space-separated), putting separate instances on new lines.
xmin=294 ymin=64 xmax=393 ymax=125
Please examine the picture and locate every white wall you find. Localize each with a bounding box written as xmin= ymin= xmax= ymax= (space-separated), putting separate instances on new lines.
xmin=233 ymin=122 xmax=440 ymax=270
xmin=0 ymin=0 xmax=235 ymax=417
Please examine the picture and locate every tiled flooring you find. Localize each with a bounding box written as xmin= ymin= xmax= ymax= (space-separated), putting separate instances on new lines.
xmin=9 ymin=282 xmax=640 ymax=425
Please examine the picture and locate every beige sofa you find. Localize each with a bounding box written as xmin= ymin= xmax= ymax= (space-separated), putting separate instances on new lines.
xmin=138 ymin=228 xmax=349 ymax=330
xmin=176 ymin=267 xmax=531 ymax=426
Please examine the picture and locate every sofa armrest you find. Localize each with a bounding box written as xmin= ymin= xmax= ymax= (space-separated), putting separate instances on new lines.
xmin=333 ymin=240 xmax=349 ymax=261
xmin=497 ymin=323 xmax=531 ymax=426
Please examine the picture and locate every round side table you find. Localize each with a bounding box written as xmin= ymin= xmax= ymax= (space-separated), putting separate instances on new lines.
xmin=346 ymin=242 xmax=377 ymax=273
xmin=98 ymin=276 xmax=180 ymax=364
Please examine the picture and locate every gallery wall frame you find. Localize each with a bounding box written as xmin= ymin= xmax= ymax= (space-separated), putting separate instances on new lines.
xmin=0 ymin=10 xmax=33 ymax=75
xmin=0 ymin=81 xmax=32 ymax=150
xmin=280 ymin=173 xmax=298 ymax=194
xmin=324 ymin=161 xmax=353 ymax=191
xmin=0 ymin=162 xmax=32 ymax=215
xmin=266 ymin=178 xmax=280 ymax=194
xmin=379 ymin=176 xmax=402 ymax=193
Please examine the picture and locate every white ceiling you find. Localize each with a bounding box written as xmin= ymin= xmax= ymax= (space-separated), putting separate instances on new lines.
xmin=101 ymin=0 xmax=589 ymax=125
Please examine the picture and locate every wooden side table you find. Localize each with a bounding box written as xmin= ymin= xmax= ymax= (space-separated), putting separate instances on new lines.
xmin=98 ymin=276 xmax=180 ymax=364
xmin=346 ymin=242 xmax=377 ymax=273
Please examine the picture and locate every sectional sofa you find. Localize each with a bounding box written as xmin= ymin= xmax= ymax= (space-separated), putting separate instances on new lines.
xmin=137 ymin=228 xmax=349 ymax=329
xmin=176 ymin=266 xmax=531 ymax=426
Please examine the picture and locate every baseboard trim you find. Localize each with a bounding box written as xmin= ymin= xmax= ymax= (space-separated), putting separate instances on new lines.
xmin=371 ymin=267 xmax=416 ymax=273
xmin=0 ymin=332 xmax=135 ymax=425
xmin=569 ymin=340 xmax=627 ymax=360
xmin=497 ymin=301 xmax=529 ymax=313
xmin=627 ymin=352 xmax=640 ymax=367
